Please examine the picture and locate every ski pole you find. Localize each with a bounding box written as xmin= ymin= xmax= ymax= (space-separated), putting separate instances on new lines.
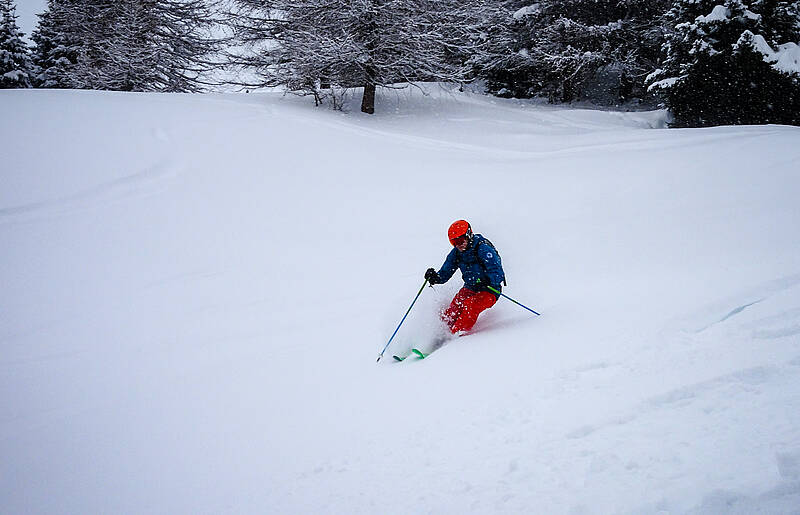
xmin=377 ymin=279 xmax=428 ymax=362
xmin=487 ymin=286 xmax=541 ymax=316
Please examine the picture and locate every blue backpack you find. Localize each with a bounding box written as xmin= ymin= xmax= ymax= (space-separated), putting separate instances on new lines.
xmin=473 ymin=235 xmax=507 ymax=286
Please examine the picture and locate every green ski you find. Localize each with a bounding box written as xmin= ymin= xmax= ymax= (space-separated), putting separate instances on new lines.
xmin=392 ymin=349 xmax=427 ymax=362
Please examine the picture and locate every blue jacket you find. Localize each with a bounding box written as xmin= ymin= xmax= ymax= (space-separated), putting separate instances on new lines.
xmin=436 ymin=234 xmax=505 ymax=294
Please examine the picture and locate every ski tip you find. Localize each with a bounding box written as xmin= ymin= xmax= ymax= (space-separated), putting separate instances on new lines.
xmin=392 ymin=355 xmax=405 ymax=362
xmin=411 ymin=348 xmax=426 ymax=359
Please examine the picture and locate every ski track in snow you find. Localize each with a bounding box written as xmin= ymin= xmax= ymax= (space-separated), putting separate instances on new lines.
xmin=684 ymin=273 xmax=800 ymax=334
xmin=563 ymin=359 xmax=799 ymax=441
xmin=0 ymin=158 xmax=185 ymax=226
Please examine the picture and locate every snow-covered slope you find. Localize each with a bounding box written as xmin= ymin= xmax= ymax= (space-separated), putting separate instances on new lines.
xmin=2 ymin=86 xmax=800 ymax=514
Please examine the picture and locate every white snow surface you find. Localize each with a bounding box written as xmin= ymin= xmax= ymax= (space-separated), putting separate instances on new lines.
xmin=695 ymin=5 xmax=759 ymax=25
xmin=2 ymin=86 xmax=800 ymax=514
xmin=772 ymin=42 xmax=800 ymax=74
xmin=737 ymin=31 xmax=800 ymax=76
xmin=696 ymin=5 xmax=730 ymax=23
xmin=513 ymin=4 xmax=541 ymax=19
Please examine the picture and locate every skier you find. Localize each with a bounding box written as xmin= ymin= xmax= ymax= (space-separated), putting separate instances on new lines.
xmin=425 ymin=220 xmax=506 ymax=334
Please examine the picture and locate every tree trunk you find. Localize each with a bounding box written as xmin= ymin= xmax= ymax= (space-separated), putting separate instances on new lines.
xmin=361 ymin=82 xmax=376 ymax=114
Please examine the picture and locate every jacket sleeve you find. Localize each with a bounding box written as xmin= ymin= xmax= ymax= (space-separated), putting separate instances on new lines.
xmin=477 ymin=242 xmax=504 ymax=288
xmin=436 ymin=249 xmax=459 ymax=283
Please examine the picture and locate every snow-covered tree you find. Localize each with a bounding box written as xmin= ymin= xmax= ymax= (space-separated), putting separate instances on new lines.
xmin=476 ymin=0 xmax=669 ymax=104
xmin=32 ymin=0 xmax=221 ymax=91
xmin=30 ymin=0 xmax=81 ymax=88
xmin=648 ymin=0 xmax=800 ymax=126
xmin=0 ymin=0 xmax=33 ymax=88
xmin=229 ymin=0 xmax=482 ymax=113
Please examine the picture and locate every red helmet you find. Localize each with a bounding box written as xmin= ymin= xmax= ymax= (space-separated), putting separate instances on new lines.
xmin=448 ymin=220 xmax=472 ymax=247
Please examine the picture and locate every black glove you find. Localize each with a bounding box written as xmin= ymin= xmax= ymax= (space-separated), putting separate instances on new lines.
xmin=425 ymin=268 xmax=440 ymax=284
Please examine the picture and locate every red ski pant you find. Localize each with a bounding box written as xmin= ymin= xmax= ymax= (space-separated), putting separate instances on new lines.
xmin=442 ymin=287 xmax=497 ymax=334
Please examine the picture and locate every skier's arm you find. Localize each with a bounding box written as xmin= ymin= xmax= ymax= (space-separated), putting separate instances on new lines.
xmin=434 ymin=249 xmax=459 ymax=284
xmin=477 ymin=242 xmax=504 ymax=288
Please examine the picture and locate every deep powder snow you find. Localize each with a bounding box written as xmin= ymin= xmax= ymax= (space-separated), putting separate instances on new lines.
xmin=2 ymin=86 xmax=800 ymax=513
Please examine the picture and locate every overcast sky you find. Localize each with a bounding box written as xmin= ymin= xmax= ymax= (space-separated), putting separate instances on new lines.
xmin=14 ymin=0 xmax=47 ymax=40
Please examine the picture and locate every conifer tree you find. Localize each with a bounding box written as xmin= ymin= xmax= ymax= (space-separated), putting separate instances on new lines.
xmin=32 ymin=0 xmax=91 ymax=88
xmin=32 ymin=0 xmax=221 ymax=91
xmin=476 ymin=0 xmax=669 ymax=104
xmin=0 ymin=0 xmax=33 ymax=88
xmin=648 ymin=0 xmax=800 ymax=126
